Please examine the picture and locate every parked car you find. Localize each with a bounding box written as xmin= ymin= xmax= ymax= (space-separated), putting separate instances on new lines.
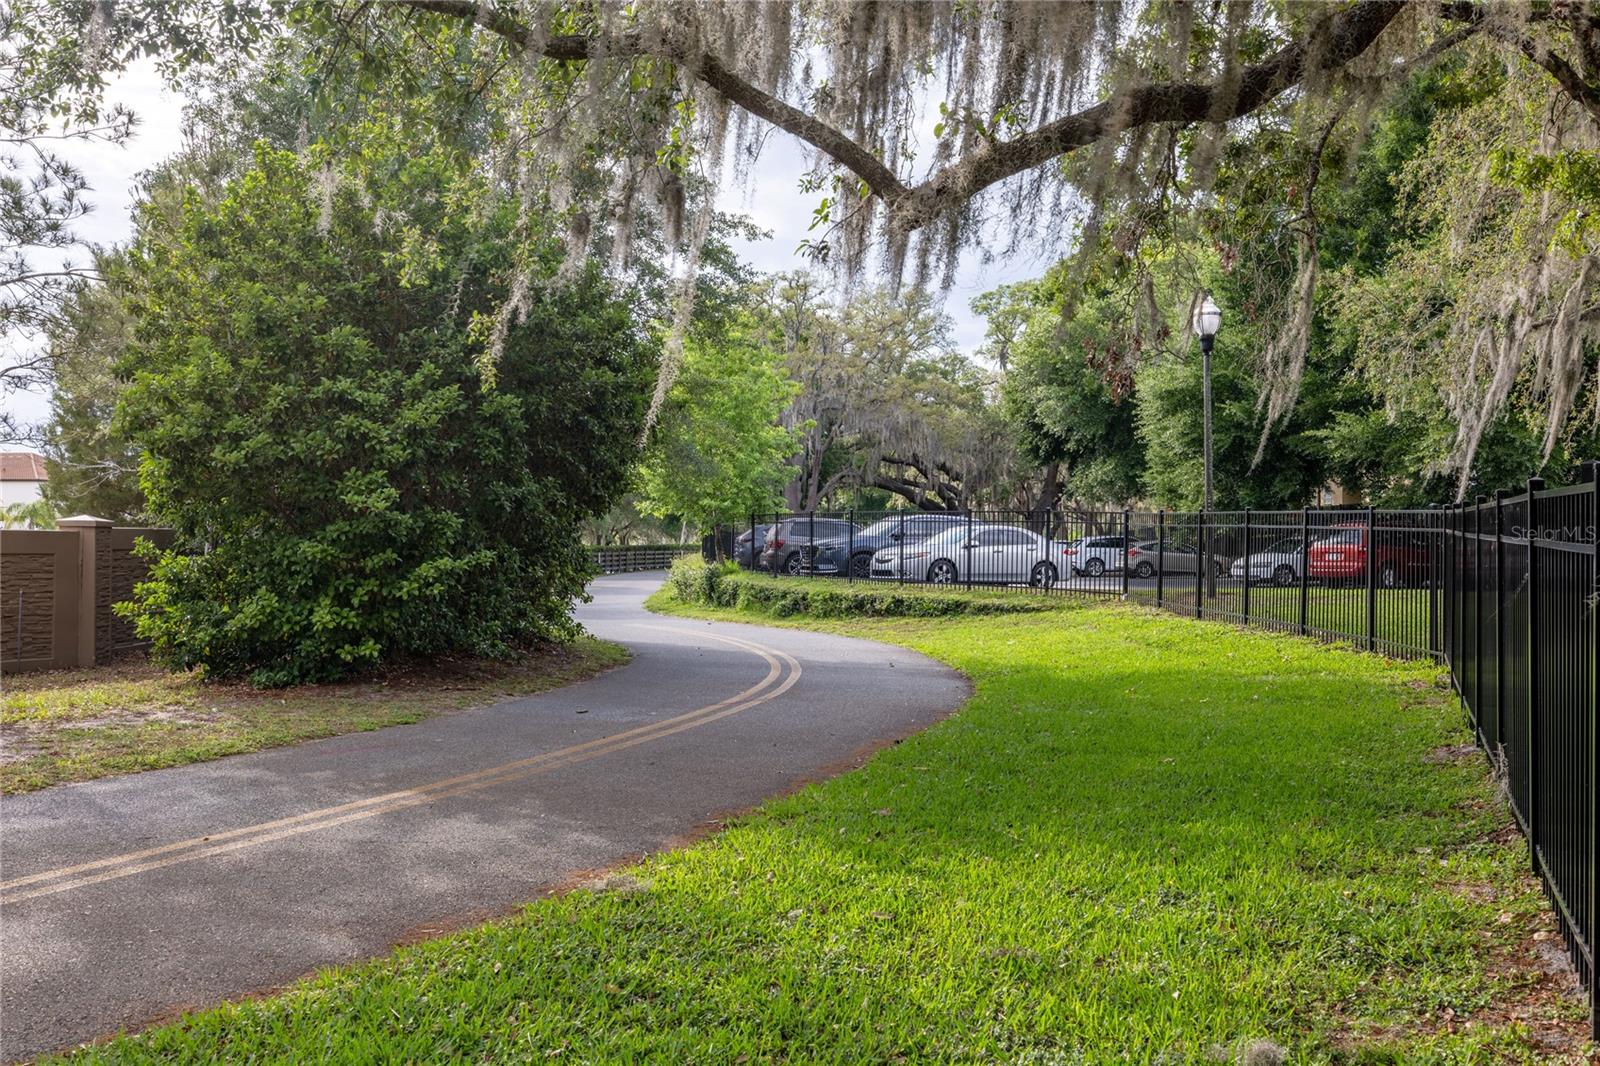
xmin=734 ymin=526 xmax=768 ymax=569
xmin=871 ymin=523 xmax=1069 ymax=587
xmin=1229 ymin=536 xmax=1309 ymax=585
xmin=1060 ymin=534 xmax=1128 ymax=577
xmin=802 ymin=513 xmax=970 ymax=577
xmin=758 ymin=517 xmax=861 ymax=575
xmin=1124 ymin=539 xmax=1228 ymax=579
xmin=1306 ymin=523 xmax=1432 ymax=587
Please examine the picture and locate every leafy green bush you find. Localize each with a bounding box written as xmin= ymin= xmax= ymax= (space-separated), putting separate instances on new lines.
xmin=666 ymin=560 xmax=1061 ymax=619
xmin=116 ymin=147 xmax=655 ymax=685
xmin=668 ymin=555 xmax=738 ymax=604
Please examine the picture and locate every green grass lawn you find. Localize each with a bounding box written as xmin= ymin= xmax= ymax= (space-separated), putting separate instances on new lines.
xmin=51 ymin=594 xmax=1584 ymax=1063
xmin=1 ymin=638 xmax=628 ymax=794
xmin=1125 ymin=584 xmax=1439 ymax=655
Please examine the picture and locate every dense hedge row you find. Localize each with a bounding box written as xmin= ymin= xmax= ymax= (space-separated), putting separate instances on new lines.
xmin=666 ymin=558 xmax=1061 ymax=619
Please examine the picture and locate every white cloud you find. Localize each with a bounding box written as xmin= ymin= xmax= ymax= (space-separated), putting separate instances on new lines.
xmin=6 ymin=59 xmax=185 ymax=433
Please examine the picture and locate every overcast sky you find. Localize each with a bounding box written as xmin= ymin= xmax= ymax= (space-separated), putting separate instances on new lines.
xmin=9 ymin=59 xmax=1045 ymax=434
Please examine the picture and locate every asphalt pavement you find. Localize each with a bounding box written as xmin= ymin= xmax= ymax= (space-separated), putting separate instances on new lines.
xmin=0 ymin=572 xmax=967 ymax=1062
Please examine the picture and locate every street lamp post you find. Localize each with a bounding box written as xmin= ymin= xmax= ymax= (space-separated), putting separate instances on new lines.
xmin=1192 ymin=293 xmax=1222 ymax=598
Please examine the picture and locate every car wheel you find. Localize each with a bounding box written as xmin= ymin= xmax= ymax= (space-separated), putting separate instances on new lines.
xmin=927 ymin=560 xmax=958 ymax=585
xmin=1085 ymin=557 xmax=1106 ymax=577
xmin=784 ymin=552 xmax=803 ymax=576
xmin=1030 ymin=562 xmax=1058 ymax=588
xmin=1134 ymin=561 xmax=1155 ymax=579
xmin=1272 ymin=564 xmax=1296 ymax=586
xmin=1214 ymin=561 xmax=1227 ymax=577
xmin=850 ymin=553 xmax=872 ymax=579
xmin=1380 ymin=561 xmax=1399 ymax=588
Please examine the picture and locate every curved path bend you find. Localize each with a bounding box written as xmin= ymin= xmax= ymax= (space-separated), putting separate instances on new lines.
xmin=0 ymin=572 xmax=967 ymax=1062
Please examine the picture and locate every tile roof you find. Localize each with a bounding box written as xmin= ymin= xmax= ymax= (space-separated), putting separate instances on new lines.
xmin=0 ymin=452 xmax=49 ymax=482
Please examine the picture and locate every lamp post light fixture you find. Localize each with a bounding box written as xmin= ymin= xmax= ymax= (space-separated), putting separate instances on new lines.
xmin=1192 ymin=293 xmax=1222 ymax=597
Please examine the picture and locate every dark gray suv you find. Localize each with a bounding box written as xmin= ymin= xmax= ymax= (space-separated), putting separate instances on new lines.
xmin=757 ymin=517 xmax=861 ymax=575
xmin=803 ymin=513 xmax=971 ymax=577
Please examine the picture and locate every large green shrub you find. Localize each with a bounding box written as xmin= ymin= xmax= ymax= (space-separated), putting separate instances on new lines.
xmin=116 ymin=147 xmax=655 ymax=685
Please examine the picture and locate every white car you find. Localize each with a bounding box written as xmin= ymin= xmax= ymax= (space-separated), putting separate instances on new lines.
xmin=1229 ymin=536 xmax=1307 ymax=585
xmin=871 ymin=523 xmax=1070 ymax=587
xmin=1060 ymin=534 xmax=1128 ymax=577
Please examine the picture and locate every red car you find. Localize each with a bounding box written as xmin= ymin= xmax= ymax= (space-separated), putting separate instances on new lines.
xmin=1305 ymin=524 xmax=1431 ymax=588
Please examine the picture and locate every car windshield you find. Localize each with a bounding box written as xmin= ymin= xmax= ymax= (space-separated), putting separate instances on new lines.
xmin=857 ymin=516 xmax=957 ymax=540
xmin=1263 ymin=538 xmax=1302 ymax=554
xmin=785 ymin=520 xmax=849 ymax=536
xmin=856 ymin=518 xmax=905 ymax=538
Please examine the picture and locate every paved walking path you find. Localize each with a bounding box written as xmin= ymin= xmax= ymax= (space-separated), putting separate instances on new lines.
xmin=0 ymin=572 xmax=967 ymax=1062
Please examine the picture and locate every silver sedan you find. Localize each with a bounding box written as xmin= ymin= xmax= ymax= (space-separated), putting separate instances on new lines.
xmin=871 ymin=524 xmax=1070 ymax=587
xmin=1229 ymin=537 xmax=1307 ymax=585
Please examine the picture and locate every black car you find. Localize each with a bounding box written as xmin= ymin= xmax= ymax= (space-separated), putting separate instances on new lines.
xmin=802 ymin=513 xmax=971 ymax=578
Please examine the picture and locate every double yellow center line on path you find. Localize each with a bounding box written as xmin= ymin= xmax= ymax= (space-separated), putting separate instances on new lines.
xmin=0 ymin=627 xmax=801 ymax=906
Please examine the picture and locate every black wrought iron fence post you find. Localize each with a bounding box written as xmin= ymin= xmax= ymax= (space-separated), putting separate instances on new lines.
xmin=1444 ymin=504 xmax=1454 ymax=671
xmin=1365 ymin=506 xmax=1377 ymax=652
xmin=1156 ymin=509 xmax=1165 ymax=608
xmin=847 ymin=508 xmax=855 ymax=585
xmin=772 ymin=511 xmax=780 ymax=578
xmin=1475 ymin=496 xmax=1486 ymax=723
xmin=1433 ymin=505 xmax=1446 ymax=656
xmin=807 ymin=512 xmax=815 ymax=580
xmin=1527 ymin=477 xmax=1544 ymax=876
xmin=965 ymin=509 xmax=974 ymax=592
xmin=1452 ymin=503 xmax=1460 ymax=668
xmin=749 ymin=512 xmax=756 ymax=571
xmin=1052 ymin=507 xmax=1062 ymax=592
xmin=1195 ymin=509 xmax=1204 ymax=620
xmin=1299 ymin=506 xmax=1310 ymax=637
xmin=1495 ymin=489 xmax=1506 ymax=750
xmin=1121 ymin=509 xmax=1130 ymax=599
xmin=898 ymin=514 xmax=905 ymax=587
xmin=1242 ymin=508 xmax=1252 ymax=625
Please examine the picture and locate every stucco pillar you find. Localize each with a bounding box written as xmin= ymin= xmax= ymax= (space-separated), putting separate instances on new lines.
xmin=57 ymin=515 xmax=113 ymax=667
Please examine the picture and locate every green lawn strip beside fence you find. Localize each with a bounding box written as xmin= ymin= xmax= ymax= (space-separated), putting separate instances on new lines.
xmin=56 ymin=577 xmax=1577 ymax=1062
xmin=1125 ymin=585 xmax=1435 ymax=650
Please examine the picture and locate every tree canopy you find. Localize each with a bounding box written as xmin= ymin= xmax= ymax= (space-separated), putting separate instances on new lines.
xmin=12 ymin=1 xmax=1599 ymax=449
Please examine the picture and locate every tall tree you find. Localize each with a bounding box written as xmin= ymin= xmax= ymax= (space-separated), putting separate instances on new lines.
xmin=753 ymin=277 xmax=1014 ymax=511
xmin=991 ymin=285 xmax=1144 ymax=509
xmin=637 ymin=319 xmax=798 ymax=540
xmin=39 ymin=252 xmax=145 ymax=520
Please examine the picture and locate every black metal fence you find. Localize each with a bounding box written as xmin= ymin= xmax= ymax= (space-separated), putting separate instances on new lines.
xmin=741 ymin=506 xmax=1443 ymax=659
xmin=1445 ymin=471 xmax=1598 ymax=1032
xmin=746 ymin=478 xmax=1600 ymax=1027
